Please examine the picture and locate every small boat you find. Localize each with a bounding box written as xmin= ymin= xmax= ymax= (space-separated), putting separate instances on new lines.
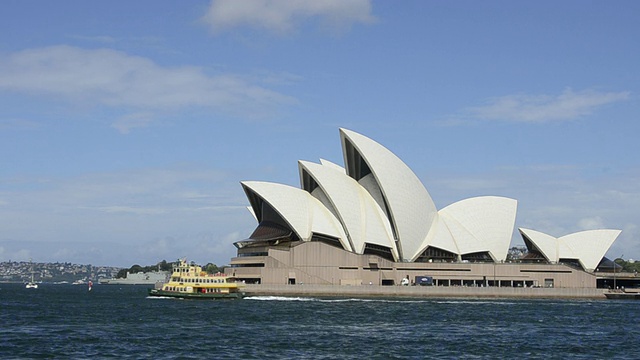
xmin=148 ymin=259 xmax=245 ymax=300
xmin=88 ymin=280 xmax=93 ymax=292
xmin=25 ymin=260 xmax=38 ymax=289
xmin=605 ymin=289 xmax=640 ymax=300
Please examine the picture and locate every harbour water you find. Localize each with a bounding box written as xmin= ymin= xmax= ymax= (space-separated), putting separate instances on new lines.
xmin=1 ymin=283 xmax=638 ymax=359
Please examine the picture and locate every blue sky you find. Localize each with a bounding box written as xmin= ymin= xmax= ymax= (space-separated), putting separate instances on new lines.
xmin=1 ymin=1 xmax=639 ymax=267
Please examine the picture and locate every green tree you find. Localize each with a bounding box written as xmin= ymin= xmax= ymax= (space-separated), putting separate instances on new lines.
xmin=617 ymin=259 xmax=640 ymax=273
xmin=204 ymin=263 xmax=220 ymax=274
xmin=157 ymin=260 xmax=172 ymax=272
xmin=116 ymin=268 xmax=128 ymax=279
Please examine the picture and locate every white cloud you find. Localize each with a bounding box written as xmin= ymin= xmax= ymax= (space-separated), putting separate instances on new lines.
xmin=468 ymin=88 xmax=629 ymax=123
xmin=577 ymin=216 xmax=605 ymax=230
xmin=0 ymin=45 xmax=296 ymax=124
xmin=201 ymin=0 xmax=376 ymax=34
xmin=111 ymin=112 xmax=154 ymax=134
xmin=0 ymin=118 xmax=41 ymax=130
xmin=68 ymin=35 xmax=117 ymax=44
xmin=96 ymin=206 xmax=169 ymax=215
xmin=8 ymin=249 xmax=32 ymax=261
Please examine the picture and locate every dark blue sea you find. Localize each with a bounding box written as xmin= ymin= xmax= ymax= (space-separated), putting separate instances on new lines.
xmin=1 ymin=283 xmax=638 ymax=359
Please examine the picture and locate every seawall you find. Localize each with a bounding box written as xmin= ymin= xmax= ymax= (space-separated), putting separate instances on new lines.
xmin=243 ymin=284 xmax=608 ymax=299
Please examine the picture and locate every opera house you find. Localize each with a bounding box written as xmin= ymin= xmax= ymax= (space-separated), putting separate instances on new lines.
xmin=227 ymin=128 xmax=622 ymax=289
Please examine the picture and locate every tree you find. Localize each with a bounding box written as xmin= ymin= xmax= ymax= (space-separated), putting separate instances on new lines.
xmin=617 ymin=259 xmax=640 ymax=273
xmin=157 ymin=260 xmax=172 ymax=272
xmin=116 ymin=268 xmax=128 ymax=279
xmin=204 ymin=263 xmax=220 ymax=274
xmin=116 ymin=260 xmax=173 ymax=278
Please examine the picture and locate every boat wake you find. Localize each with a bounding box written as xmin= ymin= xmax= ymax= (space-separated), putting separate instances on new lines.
xmin=245 ymin=296 xmax=317 ymax=302
xmin=145 ymin=296 xmax=177 ymax=300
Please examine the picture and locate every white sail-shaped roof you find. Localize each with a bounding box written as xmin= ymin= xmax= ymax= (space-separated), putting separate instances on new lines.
xmin=519 ymin=228 xmax=621 ymax=271
xmin=519 ymin=228 xmax=559 ymax=262
xmin=562 ymin=230 xmax=620 ymax=271
xmin=318 ymin=158 xmax=345 ymax=173
xmin=423 ymin=216 xmax=459 ymax=255
xmin=241 ymin=181 xmax=351 ymax=251
xmin=438 ymin=197 xmax=517 ymax=261
xmin=299 ymin=160 xmax=398 ymax=260
xmin=340 ymin=128 xmax=438 ymax=262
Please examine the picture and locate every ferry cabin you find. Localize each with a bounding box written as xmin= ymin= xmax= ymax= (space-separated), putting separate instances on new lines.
xmin=160 ymin=260 xmax=239 ymax=295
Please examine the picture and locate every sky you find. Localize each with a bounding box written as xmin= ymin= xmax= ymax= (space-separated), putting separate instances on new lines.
xmin=1 ymin=1 xmax=639 ymax=267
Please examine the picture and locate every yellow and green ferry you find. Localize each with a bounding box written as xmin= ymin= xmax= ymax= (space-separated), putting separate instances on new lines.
xmin=148 ymin=259 xmax=245 ymax=300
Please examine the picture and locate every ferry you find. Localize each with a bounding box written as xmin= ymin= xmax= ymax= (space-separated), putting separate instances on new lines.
xmin=148 ymin=259 xmax=245 ymax=300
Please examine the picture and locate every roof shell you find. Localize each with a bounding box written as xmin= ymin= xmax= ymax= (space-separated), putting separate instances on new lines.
xmin=561 ymin=229 xmax=621 ymax=271
xmin=519 ymin=228 xmax=559 ymax=261
xmin=340 ymin=128 xmax=438 ymax=261
xmin=299 ymin=160 xmax=398 ymax=260
xmin=519 ymin=228 xmax=621 ymax=271
xmin=438 ymin=196 xmax=517 ymax=261
xmin=241 ymin=181 xmax=351 ymax=251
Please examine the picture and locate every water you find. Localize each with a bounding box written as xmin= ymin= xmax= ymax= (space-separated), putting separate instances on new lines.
xmin=1 ymin=283 xmax=638 ymax=359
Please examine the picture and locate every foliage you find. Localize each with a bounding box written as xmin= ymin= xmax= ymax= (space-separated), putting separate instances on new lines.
xmin=116 ymin=260 xmax=174 ymax=278
xmin=614 ymin=259 xmax=640 ymax=274
xmin=116 ymin=259 xmax=223 ymax=278
xmin=203 ymin=263 xmax=227 ymax=274
xmin=204 ymin=263 xmax=220 ymax=274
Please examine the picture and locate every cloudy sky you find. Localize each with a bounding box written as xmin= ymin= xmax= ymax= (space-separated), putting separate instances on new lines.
xmin=1 ymin=1 xmax=639 ymax=267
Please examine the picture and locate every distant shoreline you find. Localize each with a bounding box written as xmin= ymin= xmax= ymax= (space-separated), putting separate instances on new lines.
xmin=243 ymin=284 xmax=608 ymax=299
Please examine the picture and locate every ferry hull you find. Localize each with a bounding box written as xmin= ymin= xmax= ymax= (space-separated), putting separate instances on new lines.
xmin=148 ymin=289 xmax=244 ymax=300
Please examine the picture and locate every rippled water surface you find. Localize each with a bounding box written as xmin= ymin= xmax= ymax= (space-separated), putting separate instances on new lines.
xmin=1 ymin=283 xmax=638 ymax=359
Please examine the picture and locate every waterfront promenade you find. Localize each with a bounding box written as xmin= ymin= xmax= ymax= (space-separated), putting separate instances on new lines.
xmin=244 ymin=284 xmax=608 ymax=299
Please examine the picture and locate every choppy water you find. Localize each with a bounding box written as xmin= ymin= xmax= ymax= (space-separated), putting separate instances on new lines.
xmin=1 ymin=283 xmax=638 ymax=359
